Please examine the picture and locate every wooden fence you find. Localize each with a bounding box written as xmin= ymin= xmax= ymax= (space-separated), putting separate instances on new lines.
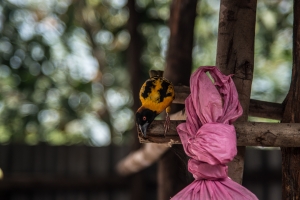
xmin=0 ymin=144 xmax=281 ymax=200
xmin=0 ymin=144 xmax=157 ymax=200
xmin=137 ymin=0 xmax=300 ymax=199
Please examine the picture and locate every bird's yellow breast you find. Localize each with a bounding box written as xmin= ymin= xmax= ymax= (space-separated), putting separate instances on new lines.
xmin=139 ymin=76 xmax=175 ymax=114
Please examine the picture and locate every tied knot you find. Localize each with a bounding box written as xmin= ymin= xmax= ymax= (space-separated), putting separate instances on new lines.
xmin=188 ymin=159 xmax=228 ymax=180
xmin=185 ymin=123 xmax=237 ymax=166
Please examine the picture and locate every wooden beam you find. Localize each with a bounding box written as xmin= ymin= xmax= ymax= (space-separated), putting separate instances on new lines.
xmin=158 ymin=0 xmax=197 ymax=199
xmin=216 ymin=0 xmax=257 ymax=184
xmin=281 ymin=0 xmax=300 ymax=198
xmin=138 ymin=121 xmax=300 ymax=147
xmin=249 ymin=99 xmax=283 ymax=120
xmin=127 ymin=0 xmax=146 ymax=199
xmin=172 ymin=86 xmax=190 ymax=104
xmin=173 ymin=86 xmax=283 ymax=120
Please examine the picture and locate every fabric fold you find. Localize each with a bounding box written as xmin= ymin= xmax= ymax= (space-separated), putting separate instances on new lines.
xmin=171 ymin=66 xmax=257 ymax=200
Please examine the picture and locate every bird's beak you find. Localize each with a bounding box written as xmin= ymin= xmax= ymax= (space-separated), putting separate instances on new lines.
xmin=139 ymin=122 xmax=149 ymax=137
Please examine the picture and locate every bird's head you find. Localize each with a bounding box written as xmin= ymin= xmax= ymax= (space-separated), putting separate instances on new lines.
xmin=136 ymin=108 xmax=157 ymax=137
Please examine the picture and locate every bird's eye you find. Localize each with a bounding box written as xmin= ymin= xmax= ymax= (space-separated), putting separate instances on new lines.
xmin=143 ymin=116 xmax=147 ymax=121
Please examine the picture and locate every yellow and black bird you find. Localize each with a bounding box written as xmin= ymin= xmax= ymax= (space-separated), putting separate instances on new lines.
xmin=136 ymin=70 xmax=175 ymax=137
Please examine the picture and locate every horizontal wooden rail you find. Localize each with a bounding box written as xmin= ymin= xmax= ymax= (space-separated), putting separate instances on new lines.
xmin=138 ymin=120 xmax=300 ymax=147
xmin=249 ymin=99 xmax=283 ymax=120
xmin=172 ymin=86 xmax=190 ymax=104
xmin=173 ymin=86 xmax=283 ymax=120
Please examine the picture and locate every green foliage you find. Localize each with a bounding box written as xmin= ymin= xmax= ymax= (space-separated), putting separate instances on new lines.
xmin=0 ymin=0 xmax=119 ymax=145
xmin=252 ymin=1 xmax=293 ymax=103
xmin=0 ymin=0 xmax=293 ymax=145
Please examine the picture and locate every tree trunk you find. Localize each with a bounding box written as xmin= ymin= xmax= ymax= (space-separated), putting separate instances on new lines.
xmin=127 ymin=0 xmax=145 ymax=199
xmin=158 ymin=0 xmax=197 ymax=199
xmin=216 ymin=0 xmax=257 ymax=184
xmin=281 ymin=1 xmax=300 ymax=199
xmin=127 ymin=0 xmax=143 ymax=114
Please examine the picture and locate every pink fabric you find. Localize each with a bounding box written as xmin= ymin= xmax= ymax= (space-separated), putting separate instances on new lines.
xmin=171 ymin=66 xmax=258 ymax=200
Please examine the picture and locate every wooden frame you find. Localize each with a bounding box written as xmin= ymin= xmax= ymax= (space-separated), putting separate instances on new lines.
xmin=138 ymin=0 xmax=300 ymax=198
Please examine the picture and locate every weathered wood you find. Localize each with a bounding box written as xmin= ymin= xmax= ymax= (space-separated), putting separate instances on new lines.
xmin=249 ymin=99 xmax=283 ymax=120
xmin=172 ymin=86 xmax=190 ymax=104
xmin=159 ymin=0 xmax=197 ymax=199
xmin=127 ymin=0 xmax=146 ymax=199
xmin=216 ymin=0 xmax=257 ymax=184
xmin=138 ymin=121 xmax=184 ymax=145
xmin=139 ymin=121 xmax=300 ymax=147
xmin=173 ymin=86 xmax=283 ymax=120
xmin=0 ymin=175 xmax=132 ymax=191
xmin=281 ymin=1 xmax=300 ymax=199
xmin=116 ymin=111 xmax=187 ymax=176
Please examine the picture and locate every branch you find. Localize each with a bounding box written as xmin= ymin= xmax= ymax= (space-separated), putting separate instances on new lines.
xmin=173 ymin=86 xmax=283 ymax=120
xmin=172 ymin=86 xmax=190 ymax=104
xmin=116 ymin=111 xmax=185 ymax=176
xmin=249 ymin=99 xmax=283 ymax=120
xmin=116 ymin=143 xmax=169 ymax=176
xmin=138 ymin=120 xmax=300 ymax=147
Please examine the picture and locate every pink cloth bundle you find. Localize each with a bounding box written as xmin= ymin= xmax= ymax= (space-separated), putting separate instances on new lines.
xmin=171 ymin=66 xmax=258 ymax=200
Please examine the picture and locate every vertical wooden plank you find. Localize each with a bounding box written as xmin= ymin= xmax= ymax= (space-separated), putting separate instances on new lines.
xmin=55 ymin=146 xmax=75 ymax=200
xmin=127 ymin=0 xmax=143 ymax=113
xmin=55 ymin=146 xmax=67 ymax=200
xmin=11 ymin=144 xmax=32 ymax=173
xmin=66 ymin=146 xmax=88 ymax=200
xmin=281 ymin=1 xmax=300 ymax=199
xmin=127 ymin=0 xmax=146 ymax=200
xmin=216 ymin=0 xmax=257 ymax=184
xmin=33 ymin=144 xmax=44 ymax=175
xmin=112 ymin=146 xmax=130 ymax=168
xmin=0 ymin=145 xmax=10 ymax=172
xmin=67 ymin=146 xmax=88 ymax=176
xmin=44 ymin=145 xmax=56 ymax=175
xmin=243 ymin=148 xmax=282 ymax=199
xmin=164 ymin=0 xmax=196 ymax=85
xmin=88 ymin=146 xmax=115 ymax=200
xmin=88 ymin=147 xmax=109 ymax=176
xmin=10 ymin=146 xmax=32 ymax=200
xmin=56 ymin=145 xmax=68 ymax=175
xmin=126 ymin=1 xmax=146 ymax=199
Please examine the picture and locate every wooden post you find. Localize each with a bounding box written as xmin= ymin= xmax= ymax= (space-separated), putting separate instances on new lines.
xmin=216 ymin=0 xmax=257 ymax=184
xmin=158 ymin=0 xmax=197 ymax=199
xmin=281 ymin=1 xmax=300 ymax=199
xmin=127 ymin=0 xmax=146 ymax=199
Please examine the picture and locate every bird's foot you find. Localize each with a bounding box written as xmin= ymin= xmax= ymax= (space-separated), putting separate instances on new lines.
xmin=164 ymin=113 xmax=170 ymax=137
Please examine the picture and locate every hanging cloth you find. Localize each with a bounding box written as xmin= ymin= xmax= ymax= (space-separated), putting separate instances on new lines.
xmin=171 ymin=66 xmax=258 ymax=200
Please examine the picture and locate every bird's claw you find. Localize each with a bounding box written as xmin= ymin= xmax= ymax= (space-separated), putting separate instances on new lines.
xmin=164 ymin=113 xmax=170 ymax=137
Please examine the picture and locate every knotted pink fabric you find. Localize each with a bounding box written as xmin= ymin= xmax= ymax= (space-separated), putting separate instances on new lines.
xmin=171 ymin=66 xmax=258 ymax=200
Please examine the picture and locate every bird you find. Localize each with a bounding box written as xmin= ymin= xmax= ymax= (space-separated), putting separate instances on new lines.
xmin=136 ymin=70 xmax=175 ymax=137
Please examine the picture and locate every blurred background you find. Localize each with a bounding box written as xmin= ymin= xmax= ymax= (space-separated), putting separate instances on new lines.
xmin=0 ymin=0 xmax=292 ymax=199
